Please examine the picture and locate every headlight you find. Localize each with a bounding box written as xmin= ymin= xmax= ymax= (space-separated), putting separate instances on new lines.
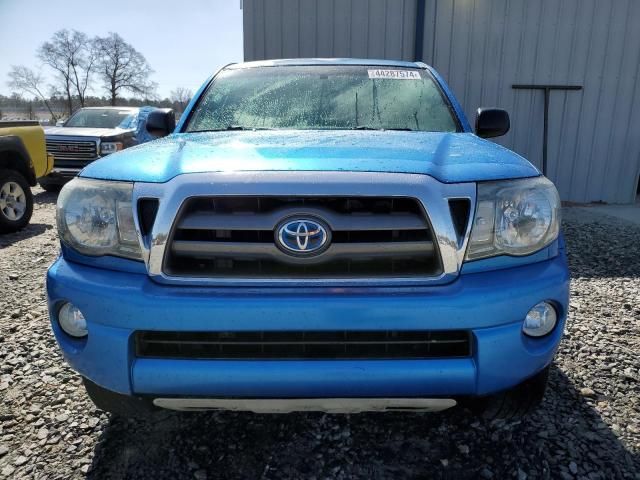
xmin=56 ymin=178 xmax=141 ymax=260
xmin=100 ymin=142 xmax=123 ymax=155
xmin=466 ymin=177 xmax=560 ymax=260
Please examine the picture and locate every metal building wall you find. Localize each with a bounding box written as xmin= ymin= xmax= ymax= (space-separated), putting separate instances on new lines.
xmin=421 ymin=0 xmax=640 ymax=204
xmin=242 ymin=0 xmax=640 ymax=203
xmin=243 ymin=0 xmax=417 ymax=61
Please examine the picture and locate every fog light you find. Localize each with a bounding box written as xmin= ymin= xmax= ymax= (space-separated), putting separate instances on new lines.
xmin=523 ymin=301 xmax=557 ymax=337
xmin=58 ymin=303 xmax=88 ymax=338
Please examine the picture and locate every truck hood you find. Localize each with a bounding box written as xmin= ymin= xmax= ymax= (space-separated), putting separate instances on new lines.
xmin=79 ymin=130 xmax=539 ymax=184
xmin=45 ymin=126 xmax=132 ymax=138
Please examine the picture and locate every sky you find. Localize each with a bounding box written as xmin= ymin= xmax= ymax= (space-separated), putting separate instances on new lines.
xmin=0 ymin=0 xmax=244 ymax=99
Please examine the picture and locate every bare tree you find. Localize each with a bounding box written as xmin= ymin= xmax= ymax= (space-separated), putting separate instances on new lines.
xmin=7 ymin=65 xmax=58 ymax=121
xmin=93 ymin=33 xmax=156 ymax=106
xmin=38 ymin=29 xmax=95 ymax=115
xmin=170 ymin=87 xmax=193 ymax=111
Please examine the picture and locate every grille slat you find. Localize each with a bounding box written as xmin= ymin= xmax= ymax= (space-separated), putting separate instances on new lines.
xmin=47 ymin=145 xmax=96 ymax=151
xmin=135 ymin=330 xmax=472 ymax=360
xmin=171 ymin=240 xmax=434 ymax=263
xmin=47 ymin=147 xmax=96 ymax=152
xmin=49 ymin=159 xmax=92 ymax=168
xmin=164 ymin=196 xmax=442 ymax=279
xmin=179 ymin=209 xmax=427 ymax=231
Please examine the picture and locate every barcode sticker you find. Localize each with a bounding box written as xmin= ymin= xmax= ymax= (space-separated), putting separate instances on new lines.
xmin=367 ymin=69 xmax=421 ymax=80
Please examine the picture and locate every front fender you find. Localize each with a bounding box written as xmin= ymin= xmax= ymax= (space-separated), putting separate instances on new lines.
xmin=0 ymin=134 xmax=38 ymax=185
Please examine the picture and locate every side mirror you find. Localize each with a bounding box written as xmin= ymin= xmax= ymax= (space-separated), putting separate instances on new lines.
xmin=475 ymin=108 xmax=510 ymax=138
xmin=146 ymin=109 xmax=176 ymax=137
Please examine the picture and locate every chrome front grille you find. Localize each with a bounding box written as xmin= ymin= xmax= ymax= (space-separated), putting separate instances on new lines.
xmin=46 ymin=138 xmax=98 ymax=168
xmin=163 ymin=196 xmax=442 ymax=279
xmin=136 ymin=171 xmax=477 ymax=287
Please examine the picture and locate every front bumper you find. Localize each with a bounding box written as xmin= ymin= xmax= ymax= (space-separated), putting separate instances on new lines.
xmin=47 ymin=251 xmax=569 ymax=400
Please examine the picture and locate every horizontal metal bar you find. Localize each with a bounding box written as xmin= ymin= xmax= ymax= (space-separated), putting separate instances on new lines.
xmin=172 ymin=241 xmax=273 ymax=257
xmin=512 ymin=84 xmax=583 ymax=90
xmin=47 ymin=147 xmax=96 ymax=150
xmin=153 ymin=397 xmax=457 ymax=413
xmin=47 ymin=143 xmax=96 ymax=147
xmin=49 ymin=153 xmax=96 ymax=157
xmin=178 ymin=206 xmax=428 ymax=231
xmin=47 ymin=143 xmax=96 ymax=152
xmin=47 ymin=149 xmax=96 ymax=153
xmin=47 ymin=148 xmax=96 ymax=152
xmin=48 ymin=148 xmax=96 ymax=152
xmin=48 ymin=152 xmax=96 ymax=156
xmin=171 ymin=240 xmax=434 ymax=264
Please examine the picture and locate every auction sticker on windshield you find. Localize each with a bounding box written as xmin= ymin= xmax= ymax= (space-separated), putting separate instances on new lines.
xmin=368 ymin=69 xmax=421 ymax=80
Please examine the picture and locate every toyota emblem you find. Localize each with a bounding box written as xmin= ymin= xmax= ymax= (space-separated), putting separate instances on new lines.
xmin=276 ymin=218 xmax=330 ymax=256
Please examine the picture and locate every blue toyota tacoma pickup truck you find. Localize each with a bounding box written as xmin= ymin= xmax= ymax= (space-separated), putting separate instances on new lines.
xmin=47 ymin=59 xmax=568 ymax=419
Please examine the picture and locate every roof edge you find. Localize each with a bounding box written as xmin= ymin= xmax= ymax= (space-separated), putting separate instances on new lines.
xmin=227 ymin=58 xmax=427 ymax=69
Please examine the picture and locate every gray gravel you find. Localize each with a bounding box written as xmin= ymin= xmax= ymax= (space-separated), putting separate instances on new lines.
xmin=1 ymin=188 xmax=639 ymax=479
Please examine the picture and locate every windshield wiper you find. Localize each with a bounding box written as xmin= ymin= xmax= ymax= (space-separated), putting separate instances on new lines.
xmin=192 ymin=126 xmax=272 ymax=132
xmin=350 ymin=126 xmax=415 ymax=131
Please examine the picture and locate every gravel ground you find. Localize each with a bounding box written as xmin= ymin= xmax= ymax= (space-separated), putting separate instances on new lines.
xmin=0 ymin=188 xmax=639 ymax=479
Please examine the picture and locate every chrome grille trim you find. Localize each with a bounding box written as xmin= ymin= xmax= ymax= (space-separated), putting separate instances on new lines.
xmin=45 ymin=136 xmax=99 ymax=168
xmin=132 ymin=172 xmax=476 ymax=287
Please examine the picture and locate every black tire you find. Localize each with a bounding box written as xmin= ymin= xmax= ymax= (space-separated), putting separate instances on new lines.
xmin=38 ymin=182 xmax=62 ymax=193
xmin=0 ymin=169 xmax=34 ymax=233
xmin=468 ymin=367 xmax=550 ymax=421
xmin=83 ymin=377 xmax=158 ymax=418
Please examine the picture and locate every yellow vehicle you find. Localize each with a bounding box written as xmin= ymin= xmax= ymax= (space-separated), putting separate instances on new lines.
xmin=0 ymin=121 xmax=54 ymax=233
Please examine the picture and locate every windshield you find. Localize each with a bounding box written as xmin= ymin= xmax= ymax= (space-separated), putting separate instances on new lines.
xmin=185 ymin=65 xmax=459 ymax=132
xmin=64 ymin=109 xmax=137 ymax=129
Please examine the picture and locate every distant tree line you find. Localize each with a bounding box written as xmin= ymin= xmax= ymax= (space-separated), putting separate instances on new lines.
xmin=0 ymin=93 xmax=191 ymax=123
xmin=5 ymin=30 xmax=192 ymax=122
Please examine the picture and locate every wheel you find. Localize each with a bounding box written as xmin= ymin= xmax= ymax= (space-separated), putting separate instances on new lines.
xmin=39 ymin=182 xmax=62 ymax=193
xmin=0 ymin=169 xmax=33 ymax=233
xmin=467 ymin=367 xmax=550 ymax=421
xmin=82 ymin=377 xmax=157 ymax=418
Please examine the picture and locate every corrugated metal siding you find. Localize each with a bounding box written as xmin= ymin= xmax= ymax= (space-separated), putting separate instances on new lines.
xmin=243 ymin=0 xmax=417 ymax=61
xmin=243 ymin=0 xmax=640 ymax=203
xmin=422 ymin=0 xmax=640 ymax=203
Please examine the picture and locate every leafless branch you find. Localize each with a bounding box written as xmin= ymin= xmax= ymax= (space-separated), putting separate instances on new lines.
xmin=7 ymin=65 xmax=58 ymax=121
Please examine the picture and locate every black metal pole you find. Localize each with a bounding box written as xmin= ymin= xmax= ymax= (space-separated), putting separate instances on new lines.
xmin=512 ymin=84 xmax=582 ymax=176
xmin=543 ymin=88 xmax=549 ymax=177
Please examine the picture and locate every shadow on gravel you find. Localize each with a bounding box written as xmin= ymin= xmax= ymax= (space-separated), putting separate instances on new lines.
xmin=85 ymin=366 xmax=639 ymax=480
xmin=0 ymin=223 xmax=51 ymax=247
xmin=33 ymin=190 xmax=58 ymax=205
